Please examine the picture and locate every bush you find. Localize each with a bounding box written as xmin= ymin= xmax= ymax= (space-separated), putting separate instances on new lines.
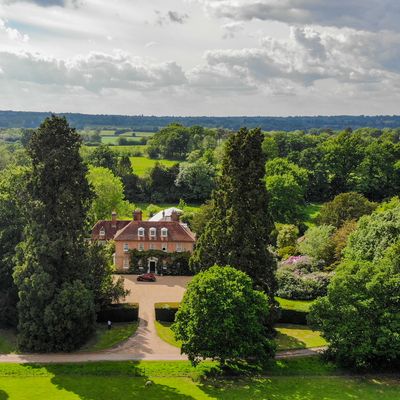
xmin=278 ymin=309 xmax=308 ymax=325
xmin=155 ymin=302 xmax=179 ymax=322
xmin=97 ymin=303 xmax=139 ymax=323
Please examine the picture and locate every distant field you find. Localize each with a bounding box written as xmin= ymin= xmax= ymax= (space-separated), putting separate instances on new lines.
xmin=130 ymin=157 xmax=178 ymax=176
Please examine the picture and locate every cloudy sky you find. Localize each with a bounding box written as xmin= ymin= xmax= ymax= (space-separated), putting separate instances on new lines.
xmin=0 ymin=0 xmax=399 ymax=116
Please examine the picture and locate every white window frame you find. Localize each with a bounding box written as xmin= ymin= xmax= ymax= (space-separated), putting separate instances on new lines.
xmin=138 ymin=227 xmax=145 ymax=238
xmin=176 ymin=243 xmax=182 ymax=252
xmin=149 ymin=227 xmax=157 ymax=239
xmin=138 ymin=243 xmax=144 ymax=251
xmin=99 ymin=227 xmax=105 ymax=238
xmin=161 ymin=227 xmax=168 ymax=238
xmin=162 ymin=243 xmax=168 ymax=252
xmin=123 ymin=243 xmax=129 ymax=252
xmin=123 ymin=258 xmax=130 ymax=270
xmin=149 ymin=243 xmax=156 ymax=250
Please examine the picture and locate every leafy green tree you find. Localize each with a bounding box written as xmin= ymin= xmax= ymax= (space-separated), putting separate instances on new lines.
xmin=87 ymin=144 xmax=118 ymax=173
xmin=189 ymin=201 xmax=214 ymax=236
xmin=344 ymin=202 xmax=400 ymax=262
xmin=117 ymin=155 xmax=133 ymax=177
xmin=86 ymin=242 xmax=128 ymax=311
xmin=317 ymin=192 xmax=377 ymax=228
xmin=331 ymin=219 xmax=357 ymax=262
xmin=172 ymin=266 xmax=275 ymax=366
xmin=0 ymin=167 xmax=27 ymax=327
xmin=266 ymin=157 xmax=308 ymax=187
xmin=298 ymin=225 xmax=336 ymax=265
xmin=190 ymin=128 xmax=276 ymax=300
xmin=266 ymin=174 xmax=304 ymax=224
xmin=175 ymin=160 xmax=216 ymax=202
xmin=87 ymin=166 xmax=133 ymax=223
xmin=14 ymin=115 xmax=96 ymax=352
xmin=276 ymin=224 xmax=299 ymax=249
xmin=309 ymin=244 xmax=400 ymax=369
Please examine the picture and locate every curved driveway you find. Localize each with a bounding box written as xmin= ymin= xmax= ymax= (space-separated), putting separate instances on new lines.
xmin=0 ymin=276 xmax=326 ymax=363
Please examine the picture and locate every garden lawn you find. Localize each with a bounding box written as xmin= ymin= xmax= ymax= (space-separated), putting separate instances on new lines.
xmin=155 ymin=321 xmax=182 ymax=348
xmin=0 ymin=329 xmax=17 ymax=354
xmin=276 ymin=297 xmax=313 ymax=312
xmin=303 ymin=203 xmax=323 ymax=227
xmin=129 ymin=157 xmax=177 ymax=176
xmin=275 ymin=324 xmax=327 ymax=350
xmin=79 ymin=322 xmax=138 ymax=352
xmin=0 ymin=359 xmax=398 ymax=400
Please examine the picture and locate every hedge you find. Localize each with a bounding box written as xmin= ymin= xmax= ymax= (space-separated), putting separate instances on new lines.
xmin=154 ymin=301 xmax=310 ymax=325
xmin=155 ymin=302 xmax=179 ymax=322
xmin=97 ymin=303 xmax=139 ymax=323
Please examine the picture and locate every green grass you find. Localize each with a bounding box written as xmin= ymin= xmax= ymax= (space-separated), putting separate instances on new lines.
xmin=79 ymin=322 xmax=138 ymax=352
xmin=275 ymin=324 xmax=327 ymax=350
xmin=0 ymin=329 xmax=17 ymax=354
xmin=303 ymin=203 xmax=323 ymax=227
xmin=130 ymin=157 xmax=178 ymax=176
xmin=155 ymin=321 xmax=182 ymax=348
xmin=276 ymin=297 xmax=314 ymax=312
xmin=136 ymin=203 xmax=200 ymax=220
xmin=155 ymin=320 xmax=326 ymax=351
xmin=0 ymin=359 xmax=398 ymax=399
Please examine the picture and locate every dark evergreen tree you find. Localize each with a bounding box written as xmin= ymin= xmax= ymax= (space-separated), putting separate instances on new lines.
xmin=0 ymin=167 xmax=26 ymax=327
xmin=14 ymin=115 xmax=96 ymax=352
xmin=190 ymin=127 xmax=277 ymax=301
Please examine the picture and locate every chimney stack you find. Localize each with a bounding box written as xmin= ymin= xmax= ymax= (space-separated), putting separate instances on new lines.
xmin=111 ymin=211 xmax=117 ymax=228
xmin=133 ymin=209 xmax=143 ymax=221
xmin=171 ymin=210 xmax=180 ymax=222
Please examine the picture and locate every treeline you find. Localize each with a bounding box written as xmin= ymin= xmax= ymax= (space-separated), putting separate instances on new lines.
xmin=2 ymin=110 xmax=400 ymax=130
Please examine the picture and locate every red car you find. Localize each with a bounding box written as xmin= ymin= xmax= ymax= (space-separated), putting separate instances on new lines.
xmin=137 ymin=273 xmax=156 ymax=282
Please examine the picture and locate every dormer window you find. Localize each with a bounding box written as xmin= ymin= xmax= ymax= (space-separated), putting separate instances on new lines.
xmin=161 ymin=227 xmax=168 ymax=238
xmin=138 ymin=227 xmax=145 ymax=238
xmin=99 ymin=227 xmax=105 ymax=239
xmin=149 ymin=227 xmax=156 ymax=239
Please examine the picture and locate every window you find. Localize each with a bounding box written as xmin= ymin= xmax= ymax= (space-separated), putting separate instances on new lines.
xmin=162 ymin=244 xmax=168 ymax=252
xmin=176 ymin=243 xmax=182 ymax=252
xmin=138 ymin=227 xmax=145 ymax=238
xmin=123 ymin=243 xmax=129 ymax=252
xmin=123 ymin=258 xmax=130 ymax=269
xmin=161 ymin=227 xmax=168 ymax=238
xmin=99 ymin=227 xmax=105 ymax=238
xmin=138 ymin=243 xmax=144 ymax=251
xmin=149 ymin=227 xmax=156 ymax=238
xmin=149 ymin=243 xmax=156 ymax=250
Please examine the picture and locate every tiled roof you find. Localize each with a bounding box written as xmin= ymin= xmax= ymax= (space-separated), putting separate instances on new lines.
xmin=114 ymin=221 xmax=196 ymax=242
xmin=91 ymin=220 xmax=130 ymax=241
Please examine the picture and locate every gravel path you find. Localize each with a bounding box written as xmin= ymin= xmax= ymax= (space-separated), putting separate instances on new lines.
xmin=0 ymin=276 xmax=327 ymax=363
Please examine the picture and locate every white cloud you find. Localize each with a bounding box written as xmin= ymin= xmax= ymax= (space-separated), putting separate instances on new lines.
xmin=0 ymin=50 xmax=187 ymax=91
xmin=0 ymin=18 xmax=29 ymax=42
xmin=196 ymin=0 xmax=400 ymax=32
xmin=221 ymin=21 xmax=244 ymax=39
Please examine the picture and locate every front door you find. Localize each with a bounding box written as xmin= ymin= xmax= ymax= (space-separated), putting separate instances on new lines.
xmin=149 ymin=261 xmax=156 ymax=274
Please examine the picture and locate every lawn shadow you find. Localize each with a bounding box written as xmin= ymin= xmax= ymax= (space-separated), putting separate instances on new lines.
xmin=276 ymin=331 xmax=307 ymax=350
xmin=25 ymin=362 xmax=196 ymax=400
xmin=0 ymin=390 xmax=9 ymax=400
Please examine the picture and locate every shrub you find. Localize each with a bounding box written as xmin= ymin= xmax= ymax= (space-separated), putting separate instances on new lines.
xmin=317 ymin=192 xmax=377 ymax=228
xmin=172 ymin=265 xmax=275 ymax=366
xmin=97 ymin=303 xmax=139 ymax=323
xmin=155 ymin=302 xmax=179 ymax=322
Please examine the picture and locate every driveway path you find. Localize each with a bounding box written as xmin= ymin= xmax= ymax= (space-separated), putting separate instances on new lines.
xmin=0 ymin=276 xmax=327 ymax=363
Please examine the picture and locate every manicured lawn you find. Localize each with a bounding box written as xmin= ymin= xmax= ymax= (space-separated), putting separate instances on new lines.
xmin=303 ymin=203 xmax=323 ymax=227
xmin=80 ymin=322 xmax=138 ymax=352
xmin=0 ymin=359 xmax=398 ymax=399
xmin=276 ymin=297 xmax=314 ymax=312
xmin=155 ymin=321 xmax=181 ymax=348
xmin=0 ymin=329 xmax=17 ymax=354
xmin=129 ymin=157 xmax=178 ymax=176
xmin=155 ymin=321 xmax=326 ymax=351
xmin=275 ymin=324 xmax=327 ymax=350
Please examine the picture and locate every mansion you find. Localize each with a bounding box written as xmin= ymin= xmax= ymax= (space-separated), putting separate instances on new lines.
xmin=91 ymin=208 xmax=196 ymax=273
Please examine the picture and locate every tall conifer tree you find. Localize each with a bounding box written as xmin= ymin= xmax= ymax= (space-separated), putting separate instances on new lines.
xmin=14 ymin=116 xmax=95 ymax=352
xmin=190 ymin=127 xmax=276 ymax=300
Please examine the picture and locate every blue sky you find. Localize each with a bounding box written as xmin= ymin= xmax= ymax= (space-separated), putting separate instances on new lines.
xmin=0 ymin=0 xmax=399 ymax=116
